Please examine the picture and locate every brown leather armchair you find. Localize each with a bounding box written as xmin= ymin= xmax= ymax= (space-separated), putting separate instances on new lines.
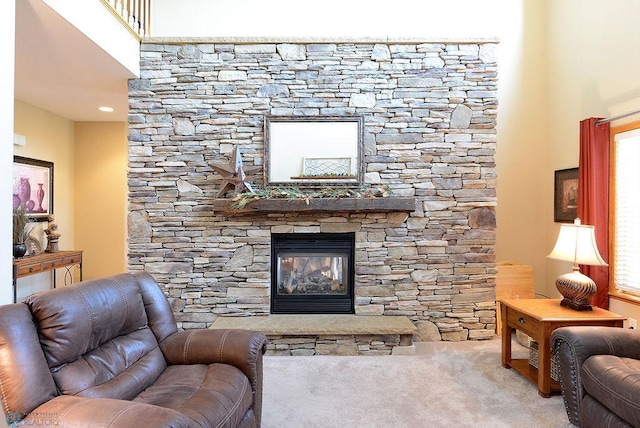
xmin=0 ymin=272 xmax=267 ymax=427
xmin=551 ymin=326 xmax=640 ymax=428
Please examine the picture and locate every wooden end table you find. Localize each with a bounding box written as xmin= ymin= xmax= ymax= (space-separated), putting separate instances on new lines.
xmin=500 ymin=298 xmax=625 ymax=397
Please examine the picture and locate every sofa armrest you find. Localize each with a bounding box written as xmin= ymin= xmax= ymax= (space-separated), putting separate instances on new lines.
xmin=15 ymin=395 xmax=192 ymax=427
xmin=160 ymin=328 xmax=267 ymax=425
xmin=159 ymin=328 xmax=267 ymax=374
xmin=551 ymin=326 xmax=640 ymax=426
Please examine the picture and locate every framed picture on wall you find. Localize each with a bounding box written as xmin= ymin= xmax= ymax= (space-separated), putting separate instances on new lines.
xmin=13 ymin=156 xmax=54 ymax=222
xmin=554 ymin=167 xmax=578 ymax=223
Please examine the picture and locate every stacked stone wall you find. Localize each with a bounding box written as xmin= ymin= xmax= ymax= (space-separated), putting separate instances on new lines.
xmin=128 ymin=39 xmax=499 ymax=340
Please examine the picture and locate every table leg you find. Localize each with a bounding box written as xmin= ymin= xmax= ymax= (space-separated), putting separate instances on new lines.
xmin=501 ymin=303 xmax=512 ymax=368
xmin=538 ymin=327 xmax=551 ymax=397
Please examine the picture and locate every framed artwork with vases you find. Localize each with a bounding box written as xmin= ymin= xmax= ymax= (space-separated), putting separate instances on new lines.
xmin=13 ymin=156 xmax=54 ymax=222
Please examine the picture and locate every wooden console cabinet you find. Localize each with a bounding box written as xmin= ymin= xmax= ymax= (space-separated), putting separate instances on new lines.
xmin=12 ymin=250 xmax=83 ymax=303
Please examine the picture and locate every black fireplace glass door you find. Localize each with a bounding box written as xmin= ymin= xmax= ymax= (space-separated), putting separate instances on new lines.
xmin=271 ymin=233 xmax=355 ymax=314
xmin=276 ymin=254 xmax=348 ymax=296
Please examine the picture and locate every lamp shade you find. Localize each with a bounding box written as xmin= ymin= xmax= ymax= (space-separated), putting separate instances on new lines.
xmin=547 ymin=218 xmax=607 ymax=311
xmin=547 ymin=219 xmax=608 ymax=267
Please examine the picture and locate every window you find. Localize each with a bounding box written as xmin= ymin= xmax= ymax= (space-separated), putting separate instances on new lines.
xmin=611 ymin=122 xmax=640 ymax=297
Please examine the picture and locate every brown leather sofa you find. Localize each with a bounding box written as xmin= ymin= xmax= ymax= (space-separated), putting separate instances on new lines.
xmin=551 ymin=326 xmax=640 ymax=428
xmin=0 ymin=272 xmax=267 ymax=427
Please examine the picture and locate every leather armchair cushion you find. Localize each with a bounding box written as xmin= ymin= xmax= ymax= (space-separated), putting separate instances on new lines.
xmin=58 ymin=344 xmax=166 ymax=399
xmin=135 ymin=271 xmax=180 ymax=343
xmin=580 ymin=395 xmax=635 ymax=428
xmin=134 ymin=363 xmax=254 ymax=427
xmin=582 ymin=355 xmax=640 ymax=427
xmin=0 ymin=304 xmax=58 ymax=418
xmin=552 ymin=326 xmax=640 ymax=426
xmin=19 ymin=395 xmax=193 ymax=427
xmin=26 ymin=274 xmax=150 ymax=368
xmin=160 ymin=328 xmax=266 ymax=426
xmin=25 ymin=274 xmax=164 ymax=399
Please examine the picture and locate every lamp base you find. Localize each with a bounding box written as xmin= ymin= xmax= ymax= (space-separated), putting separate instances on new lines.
xmin=559 ymin=298 xmax=593 ymax=311
xmin=555 ymin=270 xmax=597 ymax=311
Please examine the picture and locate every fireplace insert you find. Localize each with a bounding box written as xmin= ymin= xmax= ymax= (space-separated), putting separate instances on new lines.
xmin=271 ymin=233 xmax=355 ymax=314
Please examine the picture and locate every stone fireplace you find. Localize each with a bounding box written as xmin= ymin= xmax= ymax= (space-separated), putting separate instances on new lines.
xmin=128 ymin=38 xmax=499 ymax=341
xmin=271 ymin=233 xmax=355 ymax=314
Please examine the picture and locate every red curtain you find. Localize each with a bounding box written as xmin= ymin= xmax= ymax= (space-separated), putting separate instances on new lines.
xmin=577 ymin=117 xmax=610 ymax=309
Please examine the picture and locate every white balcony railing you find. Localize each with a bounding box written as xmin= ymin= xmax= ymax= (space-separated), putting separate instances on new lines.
xmin=101 ymin=0 xmax=150 ymax=38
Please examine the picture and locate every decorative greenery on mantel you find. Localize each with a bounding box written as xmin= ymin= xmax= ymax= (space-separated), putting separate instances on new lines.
xmin=230 ymin=185 xmax=390 ymax=210
xmin=211 ymin=184 xmax=416 ymax=216
xmin=213 ymin=196 xmax=415 ymax=216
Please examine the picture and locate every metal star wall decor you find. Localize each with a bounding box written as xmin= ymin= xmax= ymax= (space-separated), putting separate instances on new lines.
xmin=211 ymin=147 xmax=260 ymax=197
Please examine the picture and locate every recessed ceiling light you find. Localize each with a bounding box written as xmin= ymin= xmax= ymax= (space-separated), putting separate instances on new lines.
xmin=99 ymin=106 xmax=114 ymax=113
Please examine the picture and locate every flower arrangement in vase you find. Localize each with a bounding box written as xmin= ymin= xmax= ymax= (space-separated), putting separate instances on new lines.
xmin=12 ymin=207 xmax=30 ymax=258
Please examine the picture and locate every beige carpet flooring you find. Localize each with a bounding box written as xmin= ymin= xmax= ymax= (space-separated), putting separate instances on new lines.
xmin=262 ymin=336 xmax=572 ymax=428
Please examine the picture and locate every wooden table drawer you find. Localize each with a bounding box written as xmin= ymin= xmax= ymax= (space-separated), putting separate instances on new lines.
xmin=16 ymin=263 xmax=42 ymax=276
xmin=507 ymin=309 xmax=540 ymax=337
xmin=63 ymin=255 xmax=81 ymax=265
xmin=45 ymin=260 xmax=61 ymax=269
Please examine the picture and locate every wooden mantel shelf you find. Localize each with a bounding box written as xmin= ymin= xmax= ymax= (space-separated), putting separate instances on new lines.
xmin=212 ymin=197 xmax=416 ymax=215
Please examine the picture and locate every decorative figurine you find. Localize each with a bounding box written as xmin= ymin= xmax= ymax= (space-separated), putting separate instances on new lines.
xmin=210 ymin=147 xmax=260 ymax=197
xmin=45 ymin=215 xmax=61 ymax=253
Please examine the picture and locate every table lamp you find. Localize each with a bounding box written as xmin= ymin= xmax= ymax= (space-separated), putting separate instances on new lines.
xmin=547 ymin=218 xmax=608 ymax=310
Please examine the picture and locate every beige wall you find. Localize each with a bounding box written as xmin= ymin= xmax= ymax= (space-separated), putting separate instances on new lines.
xmin=74 ymin=122 xmax=128 ymax=279
xmin=13 ymin=102 xmax=127 ymax=299
xmin=1 ymin=1 xmax=15 ymax=305
xmin=152 ymin=0 xmax=512 ymax=39
xmin=544 ymin=0 xmax=640 ymax=317
xmin=13 ymin=100 xmax=76 ymax=299
xmin=494 ymin=0 xmax=549 ymax=296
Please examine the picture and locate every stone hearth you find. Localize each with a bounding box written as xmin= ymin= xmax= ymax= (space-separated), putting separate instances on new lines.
xmin=128 ymin=38 xmax=499 ymax=341
xmin=211 ymin=314 xmax=417 ymax=356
